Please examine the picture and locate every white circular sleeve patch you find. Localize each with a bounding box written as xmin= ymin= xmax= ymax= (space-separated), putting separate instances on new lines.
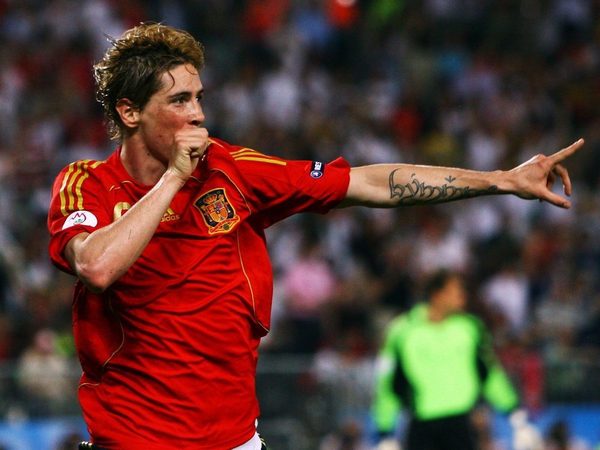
xmin=62 ymin=211 xmax=99 ymax=230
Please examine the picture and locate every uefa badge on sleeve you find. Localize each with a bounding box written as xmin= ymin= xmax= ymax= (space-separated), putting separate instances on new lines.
xmin=310 ymin=161 xmax=324 ymax=179
xmin=62 ymin=211 xmax=99 ymax=230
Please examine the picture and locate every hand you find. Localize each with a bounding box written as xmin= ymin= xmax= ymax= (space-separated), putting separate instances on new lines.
xmin=510 ymin=409 xmax=544 ymax=450
xmin=169 ymin=127 xmax=209 ymax=181
xmin=376 ymin=437 xmax=402 ymax=450
xmin=507 ymin=138 xmax=584 ymax=209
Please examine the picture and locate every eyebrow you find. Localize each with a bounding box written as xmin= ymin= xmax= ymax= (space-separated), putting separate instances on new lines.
xmin=166 ymin=88 xmax=204 ymax=100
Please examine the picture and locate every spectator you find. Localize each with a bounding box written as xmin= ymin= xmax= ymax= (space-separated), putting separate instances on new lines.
xmin=16 ymin=328 xmax=74 ymax=417
xmin=281 ymin=235 xmax=341 ymax=354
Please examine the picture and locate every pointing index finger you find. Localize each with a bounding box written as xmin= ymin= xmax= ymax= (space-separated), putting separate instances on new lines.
xmin=548 ymin=138 xmax=585 ymax=164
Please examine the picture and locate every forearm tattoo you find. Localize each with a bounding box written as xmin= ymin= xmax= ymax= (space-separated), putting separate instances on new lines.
xmin=389 ymin=170 xmax=498 ymax=205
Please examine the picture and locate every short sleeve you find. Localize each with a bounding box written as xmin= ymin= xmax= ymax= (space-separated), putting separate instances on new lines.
xmin=237 ymin=155 xmax=351 ymax=228
xmin=47 ymin=160 xmax=112 ymax=274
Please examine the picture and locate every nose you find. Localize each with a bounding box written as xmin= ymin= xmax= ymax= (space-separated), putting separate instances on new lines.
xmin=190 ymin=101 xmax=205 ymax=127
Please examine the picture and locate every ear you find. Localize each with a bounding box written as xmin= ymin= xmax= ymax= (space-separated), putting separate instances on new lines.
xmin=115 ymin=98 xmax=140 ymax=129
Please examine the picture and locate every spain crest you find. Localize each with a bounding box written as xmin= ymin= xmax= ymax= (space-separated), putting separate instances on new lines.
xmin=195 ymin=188 xmax=240 ymax=235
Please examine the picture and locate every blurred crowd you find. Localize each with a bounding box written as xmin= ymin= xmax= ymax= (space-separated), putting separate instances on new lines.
xmin=1 ymin=0 xmax=600 ymax=423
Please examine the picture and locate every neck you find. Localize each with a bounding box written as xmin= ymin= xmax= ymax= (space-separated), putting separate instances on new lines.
xmin=427 ymin=304 xmax=449 ymax=323
xmin=120 ymin=140 xmax=167 ymax=185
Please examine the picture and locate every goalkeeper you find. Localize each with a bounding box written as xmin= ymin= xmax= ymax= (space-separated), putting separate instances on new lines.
xmin=372 ymin=269 xmax=543 ymax=450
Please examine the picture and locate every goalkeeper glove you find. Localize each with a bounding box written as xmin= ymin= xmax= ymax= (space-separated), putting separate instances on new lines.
xmin=376 ymin=437 xmax=402 ymax=450
xmin=510 ymin=409 xmax=544 ymax=450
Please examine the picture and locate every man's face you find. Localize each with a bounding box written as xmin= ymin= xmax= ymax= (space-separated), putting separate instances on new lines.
xmin=136 ymin=63 xmax=205 ymax=162
xmin=438 ymin=276 xmax=467 ymax=314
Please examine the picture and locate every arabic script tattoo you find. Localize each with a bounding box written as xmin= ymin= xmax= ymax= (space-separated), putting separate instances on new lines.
xmin=389 ymin=170 xmax=498 ymax=205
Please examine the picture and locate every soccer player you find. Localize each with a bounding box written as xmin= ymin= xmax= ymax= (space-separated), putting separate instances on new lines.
xmin=47 ymin=22 xmax=582 ymax=449
xmin=372 ymin=270 xmax=543 ymax=450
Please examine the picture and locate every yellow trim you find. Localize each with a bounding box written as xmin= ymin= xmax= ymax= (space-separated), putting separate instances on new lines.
xmin=230 ymin=147 xmax=260 ymax=156
xmin=59 ymin=163 xmax=77 ymax=216
xmin=74 ymin=168 xmax=90 ymax=211
xmin=234 ymin=156 xmax=287 ymax=166
xmin=65 ymin=161 xmax=90 ymax=214
xmin=208 ymin=138 xmax=225 ymax=149
xmin=101 ymin=293 xmax=125 ymax=371
xmin=211 ymin=168 xmax=269 ymax=332
xmin=60 ymin=160 xmax=104 ymax=215
xmin=231 ymin=148 xmax=287 ymax=165
xmin=77 ymin=290 xmax=125 ymax=391
xmin=237 ymin=230 xmax=267 ymax=333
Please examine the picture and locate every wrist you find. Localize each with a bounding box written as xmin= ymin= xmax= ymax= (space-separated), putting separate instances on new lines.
xmin=162 ymin=168 xmax=189 ymax=190
xmin=489 ymin=169 xmax=512 ymax=194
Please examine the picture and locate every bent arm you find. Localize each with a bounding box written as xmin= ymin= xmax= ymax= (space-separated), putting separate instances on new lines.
xmin=340 ymin=139 xmax=584 ymax=209
xmin=473 ymin=319 xmax=520 ymax=412
xmin=64 ymin=170 xmax=186 ymax=293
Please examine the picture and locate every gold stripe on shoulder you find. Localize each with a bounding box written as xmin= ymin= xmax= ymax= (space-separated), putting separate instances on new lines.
xmin=59 ymin=160 xmax=105 ymax=215
xmin=231 ymin=147 xmax=261 ymax=157
xmin=231 ymin=148 xmax=286 ymax=166
xmin=208 ymin=138 xmax=225 ymax=149
xmin=109 ymin=180 xmax=135 ymax=192
xmin=59 ymin=163 xmax=78 ymax=216
xmin=234 ymin=156 xmax=287 ymax=166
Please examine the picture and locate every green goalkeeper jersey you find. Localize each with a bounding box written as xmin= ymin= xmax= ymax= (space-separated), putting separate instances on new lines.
xmin=372 ymin=303 xmax=519 ymax=433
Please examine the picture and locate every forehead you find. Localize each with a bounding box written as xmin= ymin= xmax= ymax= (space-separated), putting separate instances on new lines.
xmin=157 ymin=63 xmax=202 ymax=94
xmin=446 ymin=276 xmax=464 ymax=288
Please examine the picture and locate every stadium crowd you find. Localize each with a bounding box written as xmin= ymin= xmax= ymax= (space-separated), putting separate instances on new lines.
xmin=0 ymin=0 xmax=600 ymax=429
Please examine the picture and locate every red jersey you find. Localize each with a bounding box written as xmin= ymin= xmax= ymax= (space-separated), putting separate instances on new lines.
xmin=47 ymin=138 xmax=350 ymax=449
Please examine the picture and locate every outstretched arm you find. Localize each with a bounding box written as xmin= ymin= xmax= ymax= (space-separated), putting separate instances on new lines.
xmin=340 ymin=139 xmax=584 ymax=209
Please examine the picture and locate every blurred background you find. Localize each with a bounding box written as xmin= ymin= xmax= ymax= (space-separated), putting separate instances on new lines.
xmin=1 ymin=0 xmax=600 ymax=449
